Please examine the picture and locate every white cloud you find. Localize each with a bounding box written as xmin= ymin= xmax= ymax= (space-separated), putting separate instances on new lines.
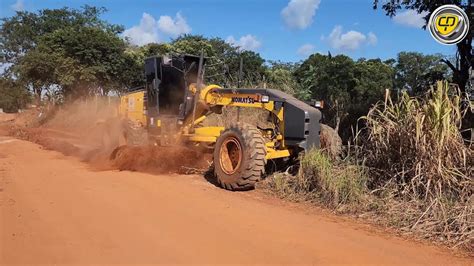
xmin=157 ymin=12 xmax=191 ymax=37
xmin=393 ymin=10 xmax=428 ymax=28
xmin=123 ymin=13 xmax=160 ymax=46
xmin=324 ymin=26 xmax=377 ymax=51
xmin=367 ymin=32 xmax=378 ymax=45
xmin=281 ymin=0 xmax=321 ymax=30
xmin=226 ymin=35 xmax=262 ymax=51
xmin=123 ymin=12 xmax=191 ymax=46
xmin=297 ymin=44 xmax=315 ymax=56
xmin=11 ymin=0 xmax=24 ymax=11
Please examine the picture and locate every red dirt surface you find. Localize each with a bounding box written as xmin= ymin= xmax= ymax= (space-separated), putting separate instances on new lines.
xmin=0 ymin=138 xmax=471 ymax=264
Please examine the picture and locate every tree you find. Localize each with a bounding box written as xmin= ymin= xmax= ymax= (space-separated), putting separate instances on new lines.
xmin=265 ymin=61 xmax=301 ymax=95
xmin=168 ymin=35 xmax=266 ymax=87
xmin=142 ymin=43 xmax=173 ymax=57
xmin=394 ymin=52 xmax=449 ymax=94
xmin=295 ymin=53 xmax=358 ymax=103
xmin=294 ymin=53 xmax=394 ymax=138
xmin=1 ymin=6 xmax=122 ymax=66
xmin=0 ymin=77 xmax=30 ymax=112
xmin=15 ymin=25 xmax=138 ymax=99
xmin=2 ymin=6 xmax=136 ymax=102
xmin=373 ymin=0 xmax=473 ymax=92
xmin=226 ymin=50 xmax=266 ymax=87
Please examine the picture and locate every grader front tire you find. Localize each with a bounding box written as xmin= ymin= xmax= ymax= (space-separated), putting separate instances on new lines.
xmin=213 ymin=123 xmax=267 ymax=191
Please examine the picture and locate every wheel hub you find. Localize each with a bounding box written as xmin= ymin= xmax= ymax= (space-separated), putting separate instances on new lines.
xmin=219 ymin=137 xmax=242 ymax=175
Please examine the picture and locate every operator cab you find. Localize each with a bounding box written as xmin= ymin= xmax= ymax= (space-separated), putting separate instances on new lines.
xmin=144 ymin=54 xmax=205 ymax=125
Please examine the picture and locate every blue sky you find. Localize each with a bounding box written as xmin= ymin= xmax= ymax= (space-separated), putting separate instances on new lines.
xmin=1 ymin=0 xmax=458 ymax=62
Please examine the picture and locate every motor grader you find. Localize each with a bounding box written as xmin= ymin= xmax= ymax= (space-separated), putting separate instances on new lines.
xmin=117 ymin=54 xmax=339 ymax=190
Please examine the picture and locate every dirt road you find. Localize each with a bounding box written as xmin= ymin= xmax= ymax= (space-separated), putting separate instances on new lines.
xmin=0 ymin=137 xmax=471 ymax=264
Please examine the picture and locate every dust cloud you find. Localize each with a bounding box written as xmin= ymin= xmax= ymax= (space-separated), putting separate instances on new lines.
xmin=5 ymin=98 xmax=211 ymax=174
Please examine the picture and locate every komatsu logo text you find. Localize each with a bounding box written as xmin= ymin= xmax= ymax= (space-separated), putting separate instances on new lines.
xmin=231 ymin=96 xmax=260 ymax=104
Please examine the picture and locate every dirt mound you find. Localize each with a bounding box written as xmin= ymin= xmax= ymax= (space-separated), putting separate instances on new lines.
xmin=12 ymin=108 xmax=48 ymax=127
xmin=0 ymin=112 xmax=16 ymax=123
xmin=9 ymin=127 xmax=81 ymax=156
xmin=8 ymin=124 xmax=211 ymax=175
xmin=111 ymin=145 xmax=211 ymax=174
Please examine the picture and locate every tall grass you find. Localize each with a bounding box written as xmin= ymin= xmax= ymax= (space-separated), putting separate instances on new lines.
xmin=361 ymin=81 xmax=473 ymax=248
xmin=264 ymin=81 xmax=472 ymax=249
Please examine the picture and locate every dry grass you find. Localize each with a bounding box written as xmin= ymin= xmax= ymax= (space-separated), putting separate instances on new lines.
xmin=360 ymin=81 xmax=473 ymax=248
xmin=264 ymin=81 xmax=473 ymax=250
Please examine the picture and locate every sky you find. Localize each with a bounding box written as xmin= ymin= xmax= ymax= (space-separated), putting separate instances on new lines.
xmin=0 ymin=0 xmax=458 ymax=62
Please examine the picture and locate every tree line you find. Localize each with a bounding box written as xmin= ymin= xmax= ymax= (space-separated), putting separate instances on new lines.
xmin=0 ymin=5 xmax=454 ymax=138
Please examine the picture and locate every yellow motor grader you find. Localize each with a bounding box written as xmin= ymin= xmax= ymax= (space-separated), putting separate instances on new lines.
xmin=117 ymin=54 xmax=339 ymax=190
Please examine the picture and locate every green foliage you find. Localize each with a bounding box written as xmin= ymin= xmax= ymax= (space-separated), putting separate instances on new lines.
xmin=174 ymin=35 xmax=266 ymax=87
xmin=138 ymin=35 xmax=267 ymax=87
xmin=0 ymin=78 xmax=31 ymax=112
xmin=373 ymin=0 xmax=465 ymax=21
xmin=2 ymin=6 xmax=138 ymax=100
xmin=293 ymin=52 xmax=451 ymax=140
xmin=265 ymin=149 xmax=368 ymax=209
xmin=294 ymin=53 xmax=394 ymax=139
xmin=1 ymin=6 xmax=122 ymax=64
xmin=265 ymin=61 xmax=301 ymax=95
xmin=142 ymin=43 xmax=174 ymax=57
xmin=395 ymin=52 xmax=449 ymax=94
xmin=298 ymin=150 xmax=367 ymax=207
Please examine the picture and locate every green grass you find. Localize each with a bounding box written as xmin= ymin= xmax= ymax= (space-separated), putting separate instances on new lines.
xmin=265 ymin=149 xmax=368 ymax=211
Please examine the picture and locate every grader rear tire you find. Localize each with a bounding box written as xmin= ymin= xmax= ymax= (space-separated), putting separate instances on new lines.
xmin=213 ymin=123 xmax=267 ymax=191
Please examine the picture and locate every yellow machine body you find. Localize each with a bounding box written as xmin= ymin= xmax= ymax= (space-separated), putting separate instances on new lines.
xmin=184 ymin=84 xmax=290 ymax=160
xmin=118 ymin=84 xmax=293 ymax=160
xmin=118 ymin=90 xmax=147 ymax=126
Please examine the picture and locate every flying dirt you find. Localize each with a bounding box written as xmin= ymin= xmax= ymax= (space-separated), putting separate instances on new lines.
xmin=4 ymin=100 xmax=211 ymax=175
